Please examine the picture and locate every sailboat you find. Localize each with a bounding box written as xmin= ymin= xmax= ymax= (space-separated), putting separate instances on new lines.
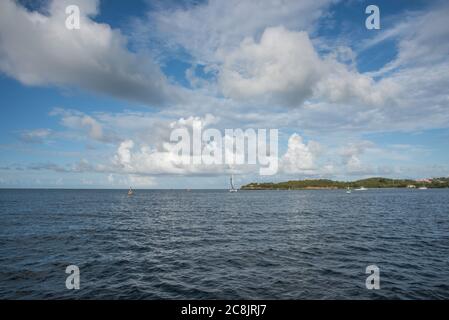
xmin=229 ymin=175 xmax=238 ymax=192
xmin=127 ymin=187 xmax=134 ymax=196
xmin=346 ymin=187 xmax=352 ymax=194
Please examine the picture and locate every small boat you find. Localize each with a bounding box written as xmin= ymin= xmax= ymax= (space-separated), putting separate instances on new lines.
xmin=229 ymin=175 xmax=238 ymax=192
xmin=418 ymin=186 xmax=428 ymax=190
xmin=127 ymin=187 xmax=134 ymax=196
xmin=346 ymin=187 xmax=352 ymax=194
xmin=355 ymin=186 xmax=368 ymax=191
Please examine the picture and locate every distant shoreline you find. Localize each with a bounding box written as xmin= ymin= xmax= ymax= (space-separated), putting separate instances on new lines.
xmin=1 ymin=176 xmax=449 ymax=190
xmin=241 ymin=177 xmax=449 ymax=190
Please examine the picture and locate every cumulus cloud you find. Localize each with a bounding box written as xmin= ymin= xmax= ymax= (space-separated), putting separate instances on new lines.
xmin=0 ymin=0 xmax=183 ymax=106
xmin=218 ymin=27 xmax=324 ymax=106
xmin=280 ymin=134 xmax=321 ymax=174
xmin=218 ymin=27 xmax=398 ymax=107
xmin=111 ymin=115 xmax=230 ymax=176
xmin=112 ymin=139 xmax=197 ymax=175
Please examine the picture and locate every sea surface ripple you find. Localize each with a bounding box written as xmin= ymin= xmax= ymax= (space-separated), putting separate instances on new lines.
xmin=0 ymin=189 xmax=448 ymax=299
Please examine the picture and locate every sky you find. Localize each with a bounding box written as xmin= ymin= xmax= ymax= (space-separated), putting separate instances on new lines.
xmin=0 ymin=0 xmax=449 ymax=188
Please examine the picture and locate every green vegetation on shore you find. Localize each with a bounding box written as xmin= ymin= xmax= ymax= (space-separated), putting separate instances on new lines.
xmin=241 ymin=177 xmax=449 ymax=190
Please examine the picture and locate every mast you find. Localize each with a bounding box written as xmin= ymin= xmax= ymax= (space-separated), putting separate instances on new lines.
xmin=230 ymin=175 xmax=235 ymax=190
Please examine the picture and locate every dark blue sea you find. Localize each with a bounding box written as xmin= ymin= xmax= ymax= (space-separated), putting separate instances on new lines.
xmin=0 ymin=188 xmax=448 ymax=299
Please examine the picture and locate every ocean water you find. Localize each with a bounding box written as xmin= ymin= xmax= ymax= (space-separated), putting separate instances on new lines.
xmin=0 ymin=188 xmax=448 ymax=299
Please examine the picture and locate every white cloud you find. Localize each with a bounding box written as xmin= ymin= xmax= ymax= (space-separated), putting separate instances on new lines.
xmin=111 ymin=116 xmax=228 ymax=176
xmin=115 ymin=140 xmax=134 ymax=167
xmin=112 ymin=138 xmax=224 ymax=176
xmin=0 ymin=0 xmax=183 ymax=106
xmin=218 ymin=27 xmax=324 ymax=106
xmin=313 ymin=62 xmax=400 ymax=106
xmin=218 ymin=26 xmax=398 ymax=107
xmin=280 ymin=134 xmax=321 ymax=174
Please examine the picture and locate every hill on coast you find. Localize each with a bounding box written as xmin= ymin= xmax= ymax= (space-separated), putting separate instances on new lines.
xmin=241 ymin=177 xmax=449 ymax=190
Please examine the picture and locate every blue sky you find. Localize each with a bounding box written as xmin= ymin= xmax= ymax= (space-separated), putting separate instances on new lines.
xmin=1 ymin=0 xmax=449 ymax=188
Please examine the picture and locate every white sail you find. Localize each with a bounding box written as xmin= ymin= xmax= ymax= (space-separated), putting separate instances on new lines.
xmin=229 ymin=175 xmax=237 ymax=192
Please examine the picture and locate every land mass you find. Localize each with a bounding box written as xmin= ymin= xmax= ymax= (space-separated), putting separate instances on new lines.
xmin=241 ymin=177 xmax=449 ymax=190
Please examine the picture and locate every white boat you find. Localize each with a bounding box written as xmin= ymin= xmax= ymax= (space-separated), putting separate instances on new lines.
xmin=229 ymin=175 xmax=238 ymax=192
xmin=355 ymin=186 xmax=368 ymax=191
xmin=418 ymin=186 xmax=428 ymax=190
xmin=346 ymin=187 xmax=352 ymax=194
xmin=127 ymin=187 xmax=134 ymax=196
